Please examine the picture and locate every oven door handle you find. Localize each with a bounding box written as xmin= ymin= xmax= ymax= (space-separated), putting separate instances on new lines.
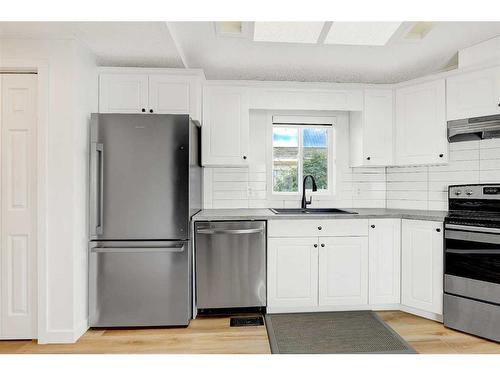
xmin=446 ymin=248 xmax=500 ymax=255
xmin=445 ymin=224 xmax=500 ymax=234
xmin=445 ymin=229 xmax=500 ymax=245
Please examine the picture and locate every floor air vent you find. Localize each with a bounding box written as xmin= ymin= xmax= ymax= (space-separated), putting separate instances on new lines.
xmin=230 ymin=316 xmax=264 ymax=327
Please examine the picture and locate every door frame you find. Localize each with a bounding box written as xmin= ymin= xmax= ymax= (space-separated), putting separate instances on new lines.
xmin=0 ymin=59 xmax=49 ymax=341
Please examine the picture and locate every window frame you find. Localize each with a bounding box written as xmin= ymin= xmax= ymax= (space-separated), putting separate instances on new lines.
xmin=267 ymin=114 xmax=336 ymax=199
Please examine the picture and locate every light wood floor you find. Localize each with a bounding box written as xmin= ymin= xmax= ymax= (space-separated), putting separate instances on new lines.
xmin=1 ymin=311 xmax=499 ymax=354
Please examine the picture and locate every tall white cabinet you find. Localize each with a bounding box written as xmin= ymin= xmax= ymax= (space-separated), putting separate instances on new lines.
xmin=395 ymin=79 xmax=448 ymax=165
xmin=401 ymin=219 xmax=444 ymax=319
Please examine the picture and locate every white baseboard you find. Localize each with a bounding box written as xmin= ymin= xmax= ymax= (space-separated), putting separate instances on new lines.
xmin=267 ymin=304 xmax=443 ymax=323
xmin=37 ymin=319 xmax=88 ymax=344
xmin=400 ymin=305 xmax=443 ymax=322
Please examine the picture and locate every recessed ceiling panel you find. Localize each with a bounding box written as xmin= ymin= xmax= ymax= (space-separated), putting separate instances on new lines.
xmin=253 ymin=22 xmax=325 ymax=44
xmin=324 ymin=22 xmax=402 ymax=46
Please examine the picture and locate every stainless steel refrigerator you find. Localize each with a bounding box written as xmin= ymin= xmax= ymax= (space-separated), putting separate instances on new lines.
xmin=88 ymin=114 xmax=201 ymax=327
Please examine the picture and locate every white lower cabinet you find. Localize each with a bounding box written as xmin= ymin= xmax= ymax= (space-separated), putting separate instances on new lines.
xmin=267 ymin=218 xmax=443 ymax=319
xmin=401 ymin=219 xmax=444 ymax=317
xmin=368 ymin=219 xmax=401 ymax=305
xmin=319 ymin=237 xmax=368 ymax=306
xmin=267 ymin=237 xmax=318 ymax=309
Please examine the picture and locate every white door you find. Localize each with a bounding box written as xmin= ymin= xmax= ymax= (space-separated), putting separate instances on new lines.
xmin=0 ymin=74 xmax=37 ymax=339
xmin=395 ymin=79 xmax=448 ymax=165
xmin=369 ymin=219 xmax=401 ymax=305
xmin=267 ymin=237 xmax=318 ymax=309
xmin=446 ymin=67 xmax=500 ymax=121
xmin=401 ymin=219 xmax=443 ymax=315
xmin=148 ymin=75 xmax=192 ymax=116
xmin=99 ymin=73 xmax=149 ymax=113
xmin=319 ymin=236 xmax=368 ymax=306
xmin=202 ymin=85 xmax=249 ymax=166
xmin=363 ymin=89 xmax=393 ymax=166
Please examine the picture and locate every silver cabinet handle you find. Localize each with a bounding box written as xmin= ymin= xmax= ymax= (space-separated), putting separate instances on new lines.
xmin=196 ymin=228 xmax=264 ymax=235
xmin=91 ymin=245 xmax=184 ymax=253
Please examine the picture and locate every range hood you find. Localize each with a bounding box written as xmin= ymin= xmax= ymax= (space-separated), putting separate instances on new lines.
xmin=448 ymin=114 xmax=500 ymax=143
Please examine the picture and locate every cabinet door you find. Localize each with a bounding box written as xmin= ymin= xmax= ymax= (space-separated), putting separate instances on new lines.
xmin=363 ymin=89 xmax=394 ymax=166
xmin=149 ymin=75 xmax=201 ymax=120
xmin=267 ymin=237 xmax=318 ymax=309
xmin=319 ymin=237 xmax=368 ymax=306
xmin=395 ymin=79 xmax=448 ymax=165
xmin=401 ymin=219 xmax=443 ymax=315
xmin=202 ymin=86 xmax=249 ymax=166
xmin=99 ymin=74 xmax=149 ymax=113
xmin=446 ymin=67 xmax=500 ymax=121
xmin=369 ymin=219 xmax=401 ymax=305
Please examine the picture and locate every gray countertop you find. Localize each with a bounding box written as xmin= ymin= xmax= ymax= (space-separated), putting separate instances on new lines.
xmin=192 ymin=208 xmax=447 ymax=222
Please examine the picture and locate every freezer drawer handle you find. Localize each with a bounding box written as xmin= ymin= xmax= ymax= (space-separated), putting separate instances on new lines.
xmin=196 ymin=228 xmax=264 ymax=235
xmin=91 ymin=245 xmax=185 ymax=253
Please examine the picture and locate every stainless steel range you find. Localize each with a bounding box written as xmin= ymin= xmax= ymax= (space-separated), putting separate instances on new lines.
xmin=444 ymin=184 xmax=500 ymax=342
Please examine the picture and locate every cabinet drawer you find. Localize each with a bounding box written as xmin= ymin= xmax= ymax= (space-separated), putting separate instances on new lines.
xmin=268 ymin=219 xmax=368 ymax=237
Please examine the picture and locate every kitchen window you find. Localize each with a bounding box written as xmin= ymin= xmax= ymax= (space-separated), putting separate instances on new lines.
xmin=269 ymin=115 xmax=335 ymax=196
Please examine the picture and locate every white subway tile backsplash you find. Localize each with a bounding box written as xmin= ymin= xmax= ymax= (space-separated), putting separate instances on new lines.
xmin=450 ymin=149 xmax=480 ymax=161
xmin=480 ymin=147 xmax=500 ymax=160
xmin=387 ymin=181 xmax=428 ymax=191
xmin=387 ymin=141 xmax=500 ymax=211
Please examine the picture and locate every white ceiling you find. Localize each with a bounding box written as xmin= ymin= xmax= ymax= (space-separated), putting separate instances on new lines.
xmin=1 ymin=21 xmax=500 ymax=83
xmin=0 ymin=22 xmax=185 ymax=68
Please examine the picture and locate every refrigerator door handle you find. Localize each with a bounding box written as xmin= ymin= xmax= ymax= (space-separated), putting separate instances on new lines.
xmin=91 ymin=244 xmax=185 ymax=253
xmin=90 ymin=142 xmax=104 ymax=236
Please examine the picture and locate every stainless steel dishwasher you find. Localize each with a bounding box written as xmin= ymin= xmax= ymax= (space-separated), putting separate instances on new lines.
xmin=194 ymin=221 xmax=266 ymax=311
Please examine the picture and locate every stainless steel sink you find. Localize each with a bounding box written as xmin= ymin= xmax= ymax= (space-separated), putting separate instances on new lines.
xmin=270 ymin=208 xmax=358 ymax=215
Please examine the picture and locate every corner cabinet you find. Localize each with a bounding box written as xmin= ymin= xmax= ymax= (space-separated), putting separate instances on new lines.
xmin=401 ymin=219 xmax=443 ymax=319
xmin=202 ymin=85 xmax=249 ymax=167
xmin=395 ymin=79 xmax=448 ymax=165
xmin=446 ymin=66 xmax=500 ymax=121
xmin=350 ymin=89 xmax=394 ymax=167
xmin=98 ymin=70 xmax=203 ymax=121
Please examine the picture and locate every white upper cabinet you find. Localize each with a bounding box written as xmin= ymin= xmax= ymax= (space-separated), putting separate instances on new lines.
xmin=99 ymin=74 xmax=149 ymax=114
xmin=318 ymin=236 xmax=369 ymax=306
xmin=401 ymin=219 xmax=443 ymax=316
xmin=202 ymin=85 xmax=249 ymax=166
xmin=446 ymin=66 xmax=500 ymax=121
xmin=99 ymin=70 xmax=202 ymax=120
xmin=395 ymin=79 xmax=448 ymax=165
xmin=350 ymin=89 xmax=394 ymax=167
xmin=368 ymin=219 xmax=401 ymax=305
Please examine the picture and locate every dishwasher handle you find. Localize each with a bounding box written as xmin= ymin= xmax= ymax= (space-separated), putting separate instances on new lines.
xmin=196 ymin=228 xmax=264 ymax=235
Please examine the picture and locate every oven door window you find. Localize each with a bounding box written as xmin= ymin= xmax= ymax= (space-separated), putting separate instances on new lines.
xmin=445 ymin=229 xmax=500 ymax=284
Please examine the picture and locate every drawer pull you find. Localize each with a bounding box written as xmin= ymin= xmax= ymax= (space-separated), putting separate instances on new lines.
xmin=318 ymin=226 xmax=322 ymax=230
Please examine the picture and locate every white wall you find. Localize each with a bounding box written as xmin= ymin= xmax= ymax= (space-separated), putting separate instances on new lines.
xmin=203 ymin=110 xmax=386 ymax=209
xmin=387 ymin=138 xmax=500 ymax=210
xmin=0 ymin=37 xmax=97 ymax=343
